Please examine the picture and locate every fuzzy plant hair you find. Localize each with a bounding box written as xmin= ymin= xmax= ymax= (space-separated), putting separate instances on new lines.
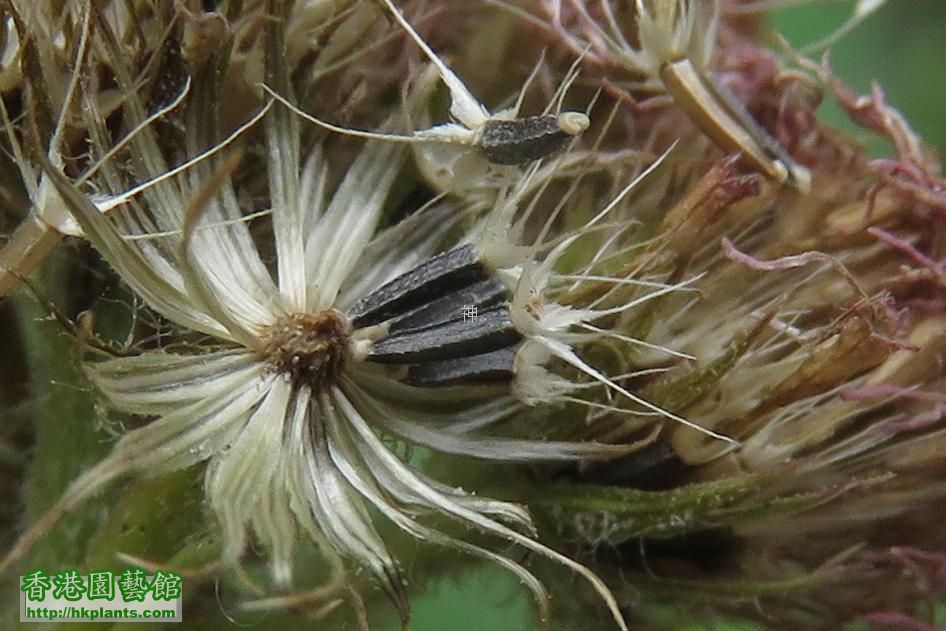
xmin=1 ymin=1 xmax=945 ymax=630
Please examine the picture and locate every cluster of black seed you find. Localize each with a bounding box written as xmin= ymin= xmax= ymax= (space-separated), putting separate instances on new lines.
xmin=349 ymin=244 xmax=521 ymax=387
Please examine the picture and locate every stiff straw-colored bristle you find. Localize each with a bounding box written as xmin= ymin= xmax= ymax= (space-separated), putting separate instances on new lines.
xmin=3 ymin=1 xmax=945 ymax=629
xmin=262 ymin=0 xmax=591 ymax=175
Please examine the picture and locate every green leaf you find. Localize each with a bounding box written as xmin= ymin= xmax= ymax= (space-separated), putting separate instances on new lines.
xmin=532 ymin=474 xmax=767 ymax=543
xmin=84 ymin=468 xmax=207 ymax=571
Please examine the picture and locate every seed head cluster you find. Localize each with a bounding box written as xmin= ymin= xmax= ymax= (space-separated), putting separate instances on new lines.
xmin=0 ymin=1 xmax=944 ymax=630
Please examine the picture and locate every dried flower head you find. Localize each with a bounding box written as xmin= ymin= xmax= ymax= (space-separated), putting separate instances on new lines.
xmin=1 ymin=1 xmax=945 ymax=630
xmin=0 ymin=1 xmax=669 ymax=627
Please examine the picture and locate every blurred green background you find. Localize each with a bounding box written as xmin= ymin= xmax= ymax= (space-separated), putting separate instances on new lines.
xmin=775 ymin=0 xmax=946 ymax=158
xmin=8 ymin=3 xmax=943 ymax=630
xmin=410 ymin=2 xmax=946 ymax=630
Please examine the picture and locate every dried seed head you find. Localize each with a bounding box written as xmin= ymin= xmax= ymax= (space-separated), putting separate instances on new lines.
xmin=260 ymin=310 xmax=351 ymax=389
